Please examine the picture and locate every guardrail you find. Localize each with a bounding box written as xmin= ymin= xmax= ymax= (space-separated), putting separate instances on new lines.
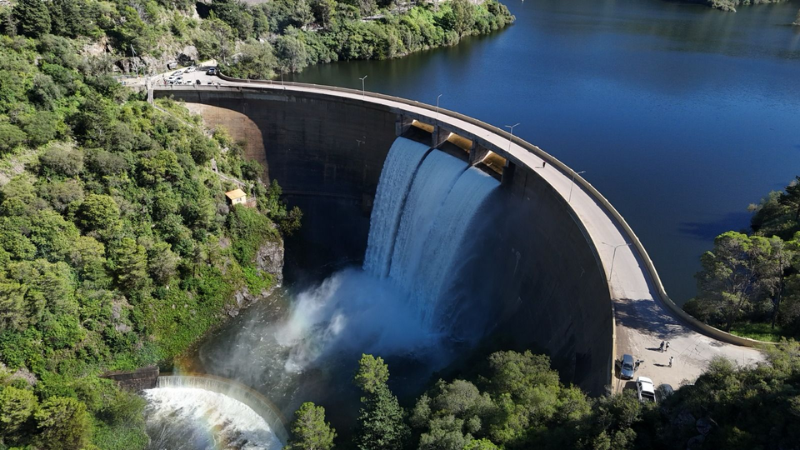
xmin=165 ymin=73 xmax=770 ymax=348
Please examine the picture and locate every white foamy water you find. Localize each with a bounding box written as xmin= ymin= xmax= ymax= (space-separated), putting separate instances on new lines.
xmin=363 ymin=137 xmax=431 ymax=278
xmin=388 ymin=151 xmax=466 ymax=289
xmin=144 ymin=387 xmax=283 ymax=450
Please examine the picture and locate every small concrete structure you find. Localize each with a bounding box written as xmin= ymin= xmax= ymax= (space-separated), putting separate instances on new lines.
xmin=225 ymin=188 xmax=247 ymax=206
xmin=102 ymin=366 xmax=159 ymax=392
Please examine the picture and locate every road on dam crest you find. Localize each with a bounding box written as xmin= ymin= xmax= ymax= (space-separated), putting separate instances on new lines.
xmin=150 ymin=67 xmax=765 ymax=393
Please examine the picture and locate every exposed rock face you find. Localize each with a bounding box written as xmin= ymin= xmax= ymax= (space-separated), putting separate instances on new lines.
xmin=256 ymin=239 xmax=284 ymax=286
xmin=226 ymin=239 xmax=284 ymax=317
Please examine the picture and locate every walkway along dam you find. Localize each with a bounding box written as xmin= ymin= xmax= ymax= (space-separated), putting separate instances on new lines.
xmin=154 ymin=79 xmax=764 ymax=395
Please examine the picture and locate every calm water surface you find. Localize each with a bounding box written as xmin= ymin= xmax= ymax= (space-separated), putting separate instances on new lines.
xmin=289 ymin=0 xmax=800 ymax=303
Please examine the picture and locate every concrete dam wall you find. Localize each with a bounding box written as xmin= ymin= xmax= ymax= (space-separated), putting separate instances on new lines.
xmin=156 ymin=87 xmax=614 ymax=394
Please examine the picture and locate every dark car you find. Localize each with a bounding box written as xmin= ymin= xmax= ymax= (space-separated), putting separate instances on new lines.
xmin=195 ymin=79 xmax=201 ymax=84
xmin=207 ymin=67 xmax=217 ymax=75
xmin=620 ymin=354 xmax=635 ymax=380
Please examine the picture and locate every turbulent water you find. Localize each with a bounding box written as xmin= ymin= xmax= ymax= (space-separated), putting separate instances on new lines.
xmin=284 ymin=137 xmax=501 ymax=368
xmin=144 ymin=387 xmax=283 ymax=450
xmin=187 ymin=137 xmax=500 ymax=432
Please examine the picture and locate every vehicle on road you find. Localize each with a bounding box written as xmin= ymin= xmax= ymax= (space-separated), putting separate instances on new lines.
xmin=620 ymin=354 xmax=635 ymax=380
xmin=637 ymin=377 xmax=657 ymax=404
xmin=207 ymin=81 xmax=213 ymax=84
xmin=196 ymin=79 xmax=202 ymax=84
xmin=207 ymin=67 xmax=217 ymax=75
xmin=173 ymin=69 xmax=183 ymax=76
xmin=186 ymin=66 xmax=196 ymax=73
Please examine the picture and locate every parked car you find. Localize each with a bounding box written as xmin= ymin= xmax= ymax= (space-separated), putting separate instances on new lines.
xmin=173 ymin=69 xmax=183 ymax=76
xmin=186 ymin=66 xmax=196 ymax=73
xmin=637 ymin=377 xmax=657 ymax=404
xmin=657 ymin=384 xmax=674 ymax=402
xmin=195 ymin=79 xmax=202 ymax=85
xmin=207 ymin=67 xmax=217 ymax=75
xmin=620 ymin=354 xmax=635 ymax=380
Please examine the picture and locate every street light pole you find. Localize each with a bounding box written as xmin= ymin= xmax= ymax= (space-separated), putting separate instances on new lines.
xmin=568 ymin=170 xmax=587 ymax=203
xmin=359 ymin=75 xmax=368 ymax=97
xmin=602 ymin=242 xmax=633 ymax=282
xmin=436 ymin=94 xmax=443 ymax=121
xmin=504 ymin=123 xmax=520 ymax=154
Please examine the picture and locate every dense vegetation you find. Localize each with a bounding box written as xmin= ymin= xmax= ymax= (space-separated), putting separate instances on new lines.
xmin=685 ymin=177 xmax=800 ymax=341
xmin=0 ymin=0 xmax=513 ymax=81
xmin=0 ymin=15 xmax=301 ymax=449
xmin=681 ymin=0 xmax=790 ymax=13
xmin=289 ymin=344 xmax=800 ymax=450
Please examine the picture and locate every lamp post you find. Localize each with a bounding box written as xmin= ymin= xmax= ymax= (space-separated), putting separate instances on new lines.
xmin=359 ymin=75 xmax=368 ymax=97
xmin=436 ymin=94 xmax=443 ymax=121
xmin=504 ymin=123 xmax=520 ymax=154
xmin=601 ymin=242 xmax=632 ymax=282
xmin=568 ymin=170 xmax=587 ymax=203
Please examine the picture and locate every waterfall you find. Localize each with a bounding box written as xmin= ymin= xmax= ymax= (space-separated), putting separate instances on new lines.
xmin=363 ymin=138 xmax=431 ymax=278
xmin=388 ymin=151 xmax=466 ymax=289
xmin=364 ymin=138 xmax=500 ymax=329
xmin=412 ymin=168 xmax=499 ymax=326
xmin=145 ymin=375 xmax=289 ymax=448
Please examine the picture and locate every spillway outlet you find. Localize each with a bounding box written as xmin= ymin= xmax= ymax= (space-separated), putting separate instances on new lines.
xmin=412 ymin=120 xmax=435 ymax=133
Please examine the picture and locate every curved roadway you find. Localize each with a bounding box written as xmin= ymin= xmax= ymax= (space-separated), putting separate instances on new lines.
xmin=152 ymin=69 xmax=764 ymax=392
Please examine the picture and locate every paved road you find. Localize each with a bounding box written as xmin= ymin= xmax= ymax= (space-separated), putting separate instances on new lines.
xmin=153 ymin=70 xmax=766 ymax=392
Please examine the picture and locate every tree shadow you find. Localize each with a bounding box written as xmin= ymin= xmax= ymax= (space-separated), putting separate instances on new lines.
xmin=678 ymin=211 xmax=751 ymax=241
xmin=614 ymin=298 xmax=691 ymax=340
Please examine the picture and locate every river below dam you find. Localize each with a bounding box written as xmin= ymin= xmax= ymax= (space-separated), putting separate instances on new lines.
xmin=288 ymin=0 xmax=800 ymax=303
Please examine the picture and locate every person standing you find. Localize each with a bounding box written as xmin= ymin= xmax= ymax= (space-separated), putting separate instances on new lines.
xmin=659 ymin=341 xmax=665 ymax=352
xmin=669 ymin=356 xmax=674 ymax=368
xmin=666 ymin=341 xmax=670 ymax=351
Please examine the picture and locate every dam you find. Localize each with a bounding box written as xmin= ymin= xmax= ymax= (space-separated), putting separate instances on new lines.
xmin=153 ymin=78 xmax=763 ymax=398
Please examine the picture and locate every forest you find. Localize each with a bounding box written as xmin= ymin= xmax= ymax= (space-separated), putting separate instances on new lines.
xmin=685 ymin=177 xmax=800 ymax=342
xmin=1 ymin=0 xmax=514 ymax=80
xmin=0 ymin=4 xmax=300 ymax=447
xmin=288 ymin=344 xmax=800 ymax=450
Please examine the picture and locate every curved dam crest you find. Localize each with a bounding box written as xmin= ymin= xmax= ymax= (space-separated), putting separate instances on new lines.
xmin=156 ymin=80 xmax=764 ymax=394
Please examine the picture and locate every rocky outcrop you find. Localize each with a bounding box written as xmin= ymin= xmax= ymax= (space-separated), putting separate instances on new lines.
xmin=256 ymin=238 xmax=284 ymax=286
xmin=226 ymin=239 xmax=284 ymax=317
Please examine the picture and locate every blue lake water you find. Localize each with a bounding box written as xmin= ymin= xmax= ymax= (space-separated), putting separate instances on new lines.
xmin=289 ymin=0 xmax=800 ymax=303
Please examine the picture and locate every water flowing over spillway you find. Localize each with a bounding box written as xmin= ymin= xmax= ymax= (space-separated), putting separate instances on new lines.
xmin=144 ymin=376 xmax=285 ymax=450
xmin=363 ymin=138 xmax=431 ymax=277
xmin=366 ymin=138 xmax=500 ymax=328
xmin=188 ymin=137 xmax=501 ymax=431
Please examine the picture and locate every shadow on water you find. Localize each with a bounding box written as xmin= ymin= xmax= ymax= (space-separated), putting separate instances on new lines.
xmin=678 ymin=211 xmax=752 ymax=240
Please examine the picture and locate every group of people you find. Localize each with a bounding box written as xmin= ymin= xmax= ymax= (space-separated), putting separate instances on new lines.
xmin=659 ymin=340 xmax=674 ymax=367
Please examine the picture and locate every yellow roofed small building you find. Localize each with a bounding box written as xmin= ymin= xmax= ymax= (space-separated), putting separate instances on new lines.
xmin=225 ymin=189 xmax=247 ymax=206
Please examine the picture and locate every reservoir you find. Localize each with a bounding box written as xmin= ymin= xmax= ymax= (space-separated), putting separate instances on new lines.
xmin=288 ymin=0 xmax=800 ymax=303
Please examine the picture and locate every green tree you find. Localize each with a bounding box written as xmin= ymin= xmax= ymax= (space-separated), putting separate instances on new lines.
xmin=78 ymin=194 xmax=121 ymax=235
xmin=780 ymin=177 xmax=800 ymax=223
xmin=34 ymin=396 xmax=91 ymax=450
xmin=39 ymin=145 xmax=84 ymax=177
xmin=110 ymin=238 xmax=148 ymax=291
xmin=690 ymin=231 xmax=773 ymax=331
xmin=0 ymin=123 xmax=27 ymax=154
xmin=354 ymin=354 xmax=390 ymax=395
xmin=0 ymin=386 xmax=38 ymax=438
xmin=450 ymin=0 xmax=476 ymax=38
xmin=12 ymin=0 xmax=51 ymax=37
xmin=354 ymin=354 xmax=409 ymax=450
xmin=288 ymin=402 xmax=337 ymax=450
xmin=147 ymin=241 xmax=180 ymax=285
xmin=0 ymin=281 xmax=28 ymax=331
